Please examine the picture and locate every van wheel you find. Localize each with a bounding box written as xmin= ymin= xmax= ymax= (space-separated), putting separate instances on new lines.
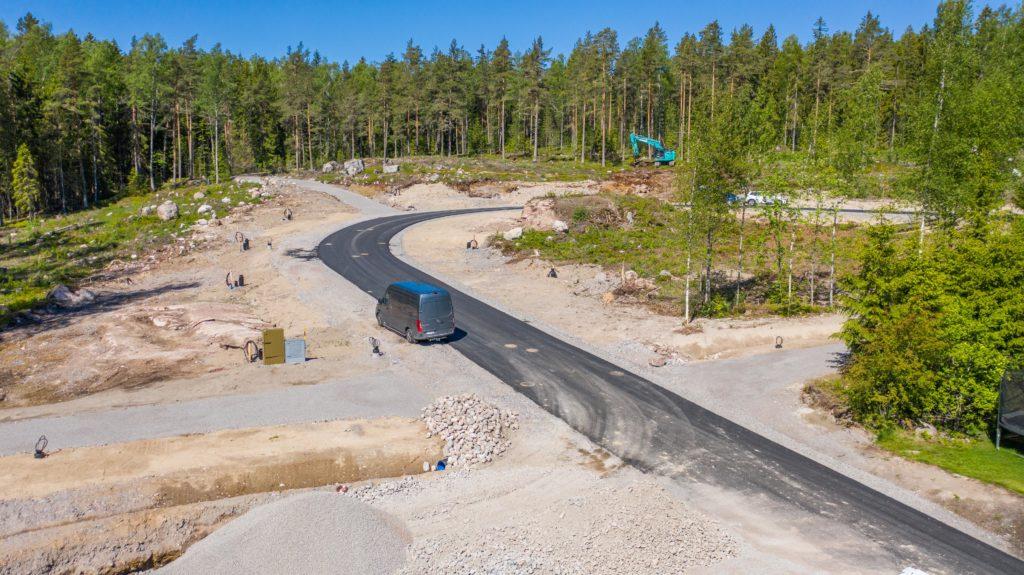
xmin=405 ymin=329 xmax=416 ymax=344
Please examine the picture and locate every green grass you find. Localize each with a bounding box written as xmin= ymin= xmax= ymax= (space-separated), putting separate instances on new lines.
xmin=0 ymin=181 xmax=259 ymax=327
xmin=877 ymin=431 xmax=1024 ymax=496
xmin=496 ymin=193 xmax=868 ymax=318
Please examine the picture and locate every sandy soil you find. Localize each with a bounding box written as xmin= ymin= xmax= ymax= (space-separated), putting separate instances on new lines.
xmin=377 ymin=180 xmax=596 ymax=212
xmin=2 ymin=175 xmax=1014 ymax=575
xmin=0 ymin=180 xmax=377 ymax=419
xmin=0 ymin=418 xmax=440 ymax=501
xmin=402 ymin=210 xmax=844 ymax=362
xmin=398 ymin=206 xmax=1024 ymax=556
xmin=0 ymin=177 xmax=757 ymax=575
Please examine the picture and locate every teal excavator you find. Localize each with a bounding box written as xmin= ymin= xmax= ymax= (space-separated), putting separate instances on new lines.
xmin=629 ymin=133 xmax=676 ymax=166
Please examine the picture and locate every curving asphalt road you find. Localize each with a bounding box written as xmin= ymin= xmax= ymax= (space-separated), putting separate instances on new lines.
xmin=318 ymin=208 xmax=1022 ymax=575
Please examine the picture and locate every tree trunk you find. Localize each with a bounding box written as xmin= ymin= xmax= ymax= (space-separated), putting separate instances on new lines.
xmin=214 ymin=115 xmax=220 ymax=184
xmin=735 ymin=202 xmax=747 ymax=306
xmin=148 ymin=103 xmax=156 ymax=191
xmin=828 ymin=208 xmax=837 ymax=307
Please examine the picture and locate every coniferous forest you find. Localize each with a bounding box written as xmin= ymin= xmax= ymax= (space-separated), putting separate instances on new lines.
xmin=0 ymin=1 xmax=1021 ymax=224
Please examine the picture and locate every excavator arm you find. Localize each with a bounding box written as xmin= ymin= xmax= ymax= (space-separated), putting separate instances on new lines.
xmin=628 ymin=133 xmax=676 ymax=166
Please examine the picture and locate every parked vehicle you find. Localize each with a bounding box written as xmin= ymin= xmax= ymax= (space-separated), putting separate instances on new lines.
xmin=376 ymin=281 xmax=455 ymax=343
xmin=730 ymin=191 xmax=788 ymax=206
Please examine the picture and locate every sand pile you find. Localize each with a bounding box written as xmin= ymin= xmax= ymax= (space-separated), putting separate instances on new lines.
xmin=158 ymin=492 xmax=409 ymax=574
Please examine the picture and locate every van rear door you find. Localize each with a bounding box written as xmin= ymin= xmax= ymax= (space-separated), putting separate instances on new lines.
xmin=419 ymin=294 xmax=454 ymax=336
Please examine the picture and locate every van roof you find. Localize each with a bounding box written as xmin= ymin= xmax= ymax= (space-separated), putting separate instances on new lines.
xmin=391 ymin=281 xmax=449 ymax=296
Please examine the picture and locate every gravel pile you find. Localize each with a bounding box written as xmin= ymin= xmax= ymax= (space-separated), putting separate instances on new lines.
xmin=422 ymin=394 xmax=519 ymax=467
xmin=158 ymin=492 xmax=409 ymax=575
xmin=399 ymin=480 xmax=737 ymax=574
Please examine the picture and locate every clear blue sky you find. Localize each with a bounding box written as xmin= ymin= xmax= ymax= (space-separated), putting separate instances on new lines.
xmin=1 ymin=0 xmax=961 ymax=62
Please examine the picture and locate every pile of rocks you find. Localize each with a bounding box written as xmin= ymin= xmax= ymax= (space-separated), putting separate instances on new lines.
xmin=421 ymin=394 xmax=519 ymax=468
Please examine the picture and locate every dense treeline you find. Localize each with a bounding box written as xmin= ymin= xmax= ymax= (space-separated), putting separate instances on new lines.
xmin=0 ymin=2 xmax=1022 ymax=224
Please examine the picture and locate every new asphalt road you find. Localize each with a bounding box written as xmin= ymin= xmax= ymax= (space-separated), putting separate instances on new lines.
xmin=318 ymin=208 xmax=1022 ymax=575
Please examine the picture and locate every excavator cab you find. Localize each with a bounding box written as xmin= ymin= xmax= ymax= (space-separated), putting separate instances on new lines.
xmin=629 ymin=133 xmax=676 ymax=166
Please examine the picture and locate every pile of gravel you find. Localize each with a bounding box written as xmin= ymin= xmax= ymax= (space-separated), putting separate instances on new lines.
xmin=400 ymin=479 xmax=737 ymax=574
xmin=422 ymin=394 xmax=519 ymax=467
xmin=158 ymin=492 xmax=408 ymax=575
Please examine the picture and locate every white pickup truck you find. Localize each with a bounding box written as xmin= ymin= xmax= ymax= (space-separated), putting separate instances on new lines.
xmin=736 ymin=191 xmax=788 ymax=206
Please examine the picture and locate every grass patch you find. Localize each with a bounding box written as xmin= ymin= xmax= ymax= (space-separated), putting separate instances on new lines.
xmin=877 ymin=431 xmax=1024 ymax=496
xmin=496 ymin=193 xmax=868 ymax=318
xmin=0 ymin=181 xmax=259 ymax=327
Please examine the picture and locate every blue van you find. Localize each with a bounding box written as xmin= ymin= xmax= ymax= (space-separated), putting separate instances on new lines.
xmin=376 ymin=282 xmax=455 ymax=343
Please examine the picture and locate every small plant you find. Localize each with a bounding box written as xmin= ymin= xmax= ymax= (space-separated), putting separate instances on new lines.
xmin=572 ymin=207 xmax=589 ymax=224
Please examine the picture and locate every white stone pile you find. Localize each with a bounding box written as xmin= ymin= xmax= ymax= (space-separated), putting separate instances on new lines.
xmin=421 ymin=394 xmax=519 ymax=468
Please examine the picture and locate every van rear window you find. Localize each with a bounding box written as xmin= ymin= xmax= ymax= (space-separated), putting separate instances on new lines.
xmin=421 ymin=296 xmax=452 ymax=318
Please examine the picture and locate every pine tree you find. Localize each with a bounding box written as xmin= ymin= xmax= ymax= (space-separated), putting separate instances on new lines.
xmin=12 ymin=143 xmax=41 ymax=216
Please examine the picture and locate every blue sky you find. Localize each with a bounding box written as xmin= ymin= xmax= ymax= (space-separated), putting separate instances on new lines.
xmin=2 ymin=0 xmax=956 ymax=62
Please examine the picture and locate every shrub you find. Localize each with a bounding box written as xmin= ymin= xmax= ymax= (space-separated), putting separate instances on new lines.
xmin=839 ymin=218 xmax=1024 ymax=434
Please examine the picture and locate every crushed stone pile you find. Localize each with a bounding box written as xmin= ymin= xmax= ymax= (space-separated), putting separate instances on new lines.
xmin=422 ymin=394 xmax=519 ymax=467
xmin=157 ymin=492 xmax=409 ymax=575
xmin=399 ymin=479 xmax=738 ymax=574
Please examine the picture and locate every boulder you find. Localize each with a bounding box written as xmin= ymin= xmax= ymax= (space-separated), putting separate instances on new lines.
xmin=221 ymin=197 xmax=231 ymax=204
xmin=156 ymin=201 xmax=179 ymax=221
xmin=343 ymin=158 xmax=365 ymax=176
xmin=140 ymin=205 xmax=155 ymax=217
xmin=552 ymin=220 xmax=569 ymax=233
xmin=197 ymin=204 xmax=213 ymax=214
xmin=502 ymin=227 xmax=523 ymax=241
xmin=382 ymin=163 xmax=400 ymax=174
xmin=322 ymin=160 xmax=342 ymax=173
xmin=47 ymin=284 xmax=96 ymax=307
xmin=648 ymin=356 xmax=667 ymax=368
xmin=193 ymin=191 xmax=206 ymax=200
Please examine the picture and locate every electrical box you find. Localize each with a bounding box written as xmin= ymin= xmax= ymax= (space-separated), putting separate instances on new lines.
xmin=263 ymin=328 xmax=285 ymax=365
xmin=284 ymin=339 xmax=306 ymax=364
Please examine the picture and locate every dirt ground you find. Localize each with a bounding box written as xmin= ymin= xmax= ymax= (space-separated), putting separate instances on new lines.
xmin=0 ymin=177 xmax=754 ymax=575
xmin=1 ymin=174 xmax=1017 ymax=574
xmin=402 ymin=210 xmax=844 ymax=363
xmin=398 ymin=207 xmax=1024 ymax=556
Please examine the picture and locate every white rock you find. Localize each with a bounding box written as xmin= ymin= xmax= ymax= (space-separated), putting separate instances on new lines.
xmin=503 ymin=227 xmax=524 ymax=241
xmin=382 ymin=163 xmax=400 ymax=174
xmin=156 ymin=201 xmax=179 ymax=220
xmin=552 ymin=220 xmax=569 ymax=233
xmin=193 ymin=191 xmax=206 ymax=200
xmin=197 ymin=204 xmax=213 ymax=214
xmin=344 ymin=158 xmax=365 ymax=176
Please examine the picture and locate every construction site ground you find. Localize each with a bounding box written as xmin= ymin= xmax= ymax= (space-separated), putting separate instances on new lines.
xmin=0 ymin=174 xmax=1019 ymax=574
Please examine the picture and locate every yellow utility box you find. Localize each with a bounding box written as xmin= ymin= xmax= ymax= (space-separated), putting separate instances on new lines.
xmin=263 ymin=328 xmax=285 ymax=365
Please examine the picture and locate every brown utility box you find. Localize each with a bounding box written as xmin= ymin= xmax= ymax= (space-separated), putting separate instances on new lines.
xmin=263 ymin=328 xmax=285 ymax=365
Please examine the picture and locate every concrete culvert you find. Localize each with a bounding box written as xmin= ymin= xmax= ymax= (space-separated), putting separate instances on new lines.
xmin=157 ymin=492 xmax=409 ymax=575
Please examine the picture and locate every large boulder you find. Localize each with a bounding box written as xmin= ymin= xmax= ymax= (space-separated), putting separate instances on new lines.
xmin=502 ymin=227 xmax=523 ymax=241
xmin=552 ymin=220 xmax=569 ymax=233
xmin=322 ymin=160 xmax=342 ymax=173
xmin=343 ymin=158 xmax=365 ymax=176
xmin=382 ymin=163 xmax=400 ymax=174
xmin=47 ymin=284 xmax=96 ymax=307
xmin=156 ymin=201 xmax=179 ymax=221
